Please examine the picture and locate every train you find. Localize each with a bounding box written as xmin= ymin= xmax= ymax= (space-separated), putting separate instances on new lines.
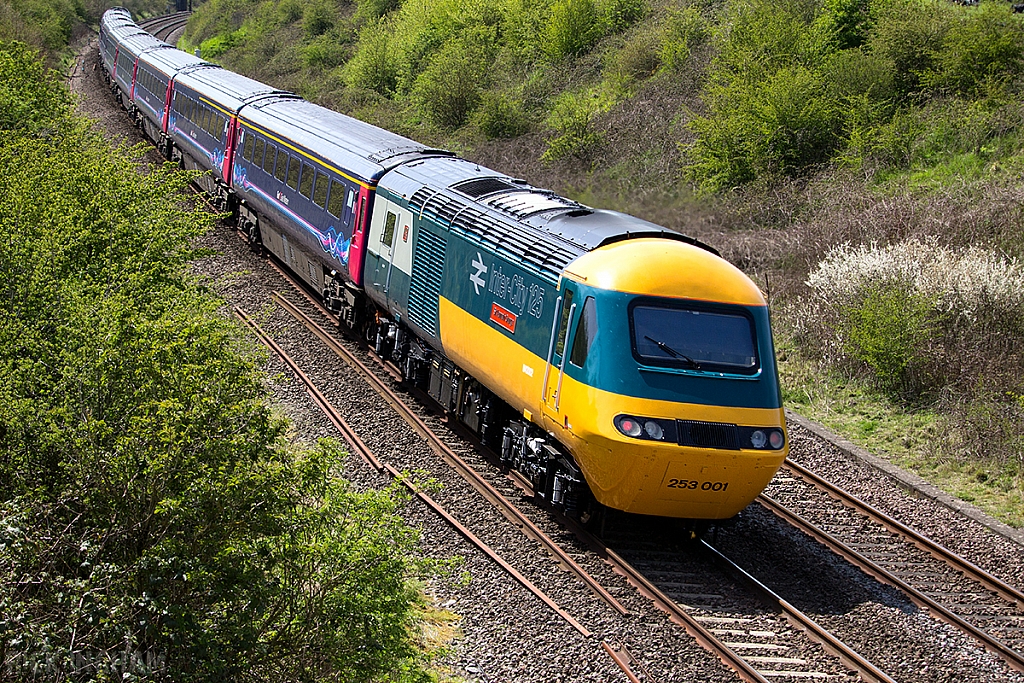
xmin=99 ymin=8 xmax=789 ymax=521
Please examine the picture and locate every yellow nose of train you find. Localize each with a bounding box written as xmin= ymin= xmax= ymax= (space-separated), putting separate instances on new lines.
xmin=529 ymin=238 xmax=788 ymax=519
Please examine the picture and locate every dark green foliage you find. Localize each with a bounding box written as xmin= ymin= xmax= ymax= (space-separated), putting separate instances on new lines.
xmin=0 ymin=43 xmax=431 ymax=683
xmin=303 ymin=0 xmax=335 ymax=38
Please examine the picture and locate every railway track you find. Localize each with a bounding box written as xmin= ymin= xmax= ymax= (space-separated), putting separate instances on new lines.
xmin=761 ymin=460 xmax=1024 ymax=673
xmin=138 ymin=11 xmax=190 ymax=43
xmin=238 ymin=253 xmax=907 ymax=682
xmin=78 ymin=32 xmax=1024 ymax=679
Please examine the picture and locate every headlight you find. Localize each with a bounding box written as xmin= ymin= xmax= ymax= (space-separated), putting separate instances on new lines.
xmin=750 ymin=430 xmax=767 ymax=449
xmin=614 ymin=415 xmax=676 ymax=441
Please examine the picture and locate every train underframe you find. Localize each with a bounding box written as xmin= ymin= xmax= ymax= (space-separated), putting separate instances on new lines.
xmin=105 ymin=64 xmax=594 ymax=521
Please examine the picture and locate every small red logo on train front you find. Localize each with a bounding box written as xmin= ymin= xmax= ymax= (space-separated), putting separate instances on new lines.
xmin=490 ymin=303 xmax=517 ymax=333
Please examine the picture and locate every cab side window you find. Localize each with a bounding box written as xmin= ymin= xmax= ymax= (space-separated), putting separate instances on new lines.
xmin=555 ymin=289 xmax=574 ymax=357
xmin=569 ymin=297 xmax=597 ymax=368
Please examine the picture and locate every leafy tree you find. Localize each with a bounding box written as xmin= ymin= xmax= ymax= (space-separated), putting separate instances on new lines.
xmin=0 ymin=42 xmax=433 ymax=683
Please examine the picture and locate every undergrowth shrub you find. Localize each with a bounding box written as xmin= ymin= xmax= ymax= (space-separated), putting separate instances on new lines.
xmin=607 ymin=25 xmax=661 ymax=85
xmin=599 ymin=0 xmax=645 ymax=34
xmin=688 ymin=65 xmax=842 ymax=188
xmin=344 ymin=20 xmax=397 ymax=94
xmin=657 ymin=6 xmax=708 ymax=72
xmin=412 ymin=38 xmax=488 ymax=127
xmin=805 ymin=239 xmax=1024 ymax=400
xmin=542 ymin=89 xmax=607 ymax=161
xmin=474 ymin=91 xmax=531 ymax=138
xmin=356 ymin=0 xmax=401 ymax=21
xmin=302 ymin=1 xmax=335 ymax=38
xmin=545 ymin=0 xmax=602 ymax=59
xmin=921 ymin=1 xmax=1024 ymax=97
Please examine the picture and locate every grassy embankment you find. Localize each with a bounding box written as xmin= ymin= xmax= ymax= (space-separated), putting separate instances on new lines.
xmin=182 ymin=0 xmax=1024 ymax=527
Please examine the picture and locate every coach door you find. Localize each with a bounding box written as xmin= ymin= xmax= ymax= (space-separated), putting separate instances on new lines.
xmin=541 ymin=284 xmax=578 ymax=429
xmin=368 ymin=198 xmax=414 ymax=310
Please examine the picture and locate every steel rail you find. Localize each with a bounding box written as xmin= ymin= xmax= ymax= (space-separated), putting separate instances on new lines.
xmin=783 ymin=458 xmax=1024 ymax=609
xmin=269 ymin=290 xmax=630 ymax=617
xmin=699 ymin=539 xmax=897 ymax=683
xmin=758 ymin=492 xmax=1024 ymax=672
xmin=233 ymin=305 xmax=592 ymax=637
xmin=601 ymin=641 xmax=646 ymax=683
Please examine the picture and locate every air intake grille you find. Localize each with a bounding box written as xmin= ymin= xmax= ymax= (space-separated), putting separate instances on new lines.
xmin=451 ymin=177 xmax=519 ymax=198
xmin=677 ymin=420 xmax=740 ymax=450
xmin=408 ymin=228 xmax=446 ymax=339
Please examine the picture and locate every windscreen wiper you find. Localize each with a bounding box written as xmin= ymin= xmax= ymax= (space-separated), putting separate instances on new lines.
xmin=644 ymin=335 xmax=701 ymax=369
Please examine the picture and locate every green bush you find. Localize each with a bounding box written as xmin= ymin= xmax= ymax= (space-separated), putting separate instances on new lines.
xmin=806 ymin=239 xmax=1024 ymax=400
xmin=0 ymin=43 xmax=434 ymax=683
xmin=412 ymin=37 xmax=488 ymax=127
xmin=474 ymin=91 xmax=531 ymax=138
xmin=687 ymin=65 xmax=842 ymax=188
xmin=841 ymin=285 xmax=934 ymax=396
xmin=867 ymin=0 xmax=955 ymax=100
xmin=814 ymin=0 xmax=871 ymax=50
xmin=356 ymin=0 xmax=401 ymax=21
xmin=303 ymin=34 xmax=348 ymax=68
xmin=658 ymin=6 xmax=708 ymax=73
xmin=303 ymin=1 xmax=335 ymax=38
xmin=542 ymin=89 xmax=605 ymax=161
xmin=600 ymin=0 xmax=645 ymax=34
xmin=545 ymin=0 xmax=602 ymax=59
xmin=344 ymin=20 xmax=398 ymax=94
xmin=922 ymin=2 xmax=1024 ymax=97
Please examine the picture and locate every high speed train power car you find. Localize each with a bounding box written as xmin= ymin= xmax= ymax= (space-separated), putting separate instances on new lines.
xmin=100 ymin=8 xmax=788 ymax=520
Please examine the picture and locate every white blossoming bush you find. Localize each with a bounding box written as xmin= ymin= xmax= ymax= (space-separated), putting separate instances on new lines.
xmin=805 ymin=239 xmax=1024 ymax=398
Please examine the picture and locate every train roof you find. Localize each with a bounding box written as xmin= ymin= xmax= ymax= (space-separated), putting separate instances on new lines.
xmin=101 ymin=7 xmax=134 ymax=30
xmin=141 ymin=47 xmax=211 ymax=78
xmin=240 ymin=98 xmax=454 ymax=184
xmin=173 ymin=64 xmax=294 ymax=115
xmin=379 ymin=156 xmax=713 ymax=279
xmin=112 ymin=29 xmax=168 ymax=59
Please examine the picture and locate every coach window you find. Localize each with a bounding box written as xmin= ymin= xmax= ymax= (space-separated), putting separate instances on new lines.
xmin=253 ymin=138 xmax=265 ymax=169
xmin=274 ymin=152 xmax=288 ymax=182
xmin=242 ymin=131 xmax=254 ymax=161
xmin=327 ymin=179 xmax=345 ymax=217
xmin=263 ymin=145 xmax=276 ymax=174
xmin=286 ymin=156 xmax=299 ymax=190
xmin=299 ymin=163 xmax=314 ymax=198
xmin=569 ymin=297 xmax=597 ymax=368
xmin=313 ymin=171 xmax=329 ymax=208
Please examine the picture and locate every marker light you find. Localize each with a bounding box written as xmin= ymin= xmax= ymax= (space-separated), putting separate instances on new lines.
xmin=769 ymin=430 xmax=785 ymax=450
xmin=616 ymin=416 xmax=643 ymax=437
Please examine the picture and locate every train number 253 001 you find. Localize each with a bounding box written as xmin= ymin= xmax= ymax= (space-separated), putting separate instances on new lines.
xmin=666 ymin=479 xmax=729 ymax=492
